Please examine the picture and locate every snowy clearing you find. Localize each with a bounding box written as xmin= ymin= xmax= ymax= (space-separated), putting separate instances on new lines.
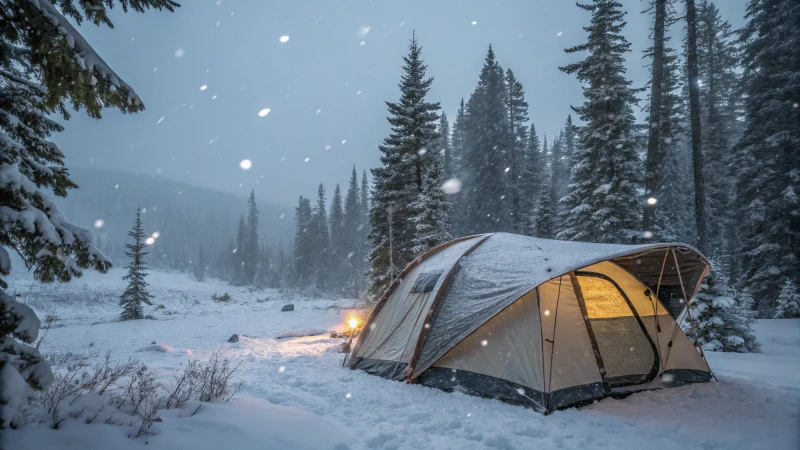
xmin=4 ymin=266 xmax=799 ymax=449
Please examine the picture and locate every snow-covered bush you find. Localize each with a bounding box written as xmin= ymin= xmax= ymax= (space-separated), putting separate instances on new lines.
xmin=0 ymin=293 xmax=54 ymax=429
xmin=689 ymin=269 xmax=759 ymax=353
xmin=774 ymin=280 xmax=800 ymax=319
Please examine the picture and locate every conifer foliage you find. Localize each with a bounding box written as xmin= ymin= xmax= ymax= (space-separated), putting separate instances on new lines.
xmin=774 ymin=281 xmax=800 ymax=319
xmin=558 ymin=0 xmax=643 ymax=243
xmin=0 ymin=0 xmax=176 ymax=427
xmin=368 ymin=35 xmax=447 ymax=298
xmin=690 ymin=268 xmax=760 ymax=353
xmin=733 ymin=0 xmax=800 ymax=310
xmin=119 ymin=206 xmax=153 ymax=321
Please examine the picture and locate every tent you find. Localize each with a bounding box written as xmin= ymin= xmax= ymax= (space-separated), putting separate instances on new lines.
xmin=349 ymin=233 xmax=714 ymax=413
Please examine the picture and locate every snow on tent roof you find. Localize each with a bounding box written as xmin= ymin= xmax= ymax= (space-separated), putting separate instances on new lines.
xmin=409 ymin=232 xmax=709 ymax=378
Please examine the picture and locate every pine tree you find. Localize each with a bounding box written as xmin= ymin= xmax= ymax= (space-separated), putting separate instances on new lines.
xmin=328 ymin=184 xmax=346 ymax=293
xmin=244 ymin=190 xmax=260 ymax=283
xmin=696 ymin=1 xmax=742 ymax=266
xmin=311 ymin=184 xmax=330 ymax=291
xmin=409 ymin=147 xmax=451 ymax=255
xmin=359 ymin=170 xmax=371 ymax=293
xmin=559 ymin=0 xmax=643 ymax=243
xmin=368 ymin=35 xmax=443 ymax=299
xmin=120 ymin=206 xmax=154 ymax=321
xmin=733 ymin=0 xmax=799 ymax=313
xmin=504 ymin=69 xmax=529 ymax=234
xmin=461 ymin=46 xmax=511 ymax=234
xmin=439 ymin=113 xmax=452 ymax=178
xmin=551 ymin=117 xmax=574 ymax=212
xmin=0 ymin=0 xmax=178 ymax=425
xmin=529 ymin=129 xmax=556 ymax=238
xmin=194 ymin=246 xmax=206 ymax=282
xmin=646 ymin=13 xmax=687 ymax=241
xmin=519 ymin=124 xmax=541 ymax=236
xmin=690 ymin=268 xmax=759 ymax=353
xmin=293 ymin=196 xmax=313 ymax=286
xmin=342 ymin=167 xmax=361 ymax=295
xmin=774 ymin=281 xmax=800 ymax=319
xmin=447 ymin=98 xmax=469 ymax=236
xmin=231 ymin=214 xmax=248 ymax=285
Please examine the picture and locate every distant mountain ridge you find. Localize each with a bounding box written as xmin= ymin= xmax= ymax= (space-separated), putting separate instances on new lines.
xmin=54 ymin=168 xmax=294 ymax=270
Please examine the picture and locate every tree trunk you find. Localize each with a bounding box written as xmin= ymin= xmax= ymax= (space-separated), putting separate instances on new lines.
xmin=686 ymin=0 xmax=708 ymax=253
xmin=643 ymin=0 xmax=667 ymax=233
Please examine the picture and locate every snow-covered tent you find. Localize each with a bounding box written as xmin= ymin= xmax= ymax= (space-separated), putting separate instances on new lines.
xmin=349 ymin=233 xmax=714 ymax=413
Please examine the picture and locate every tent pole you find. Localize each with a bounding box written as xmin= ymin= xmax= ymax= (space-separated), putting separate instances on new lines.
xmin=671 ymin=249 xmax=718 ymax=382
xmin=649 ymin=251 xmax=669 ymax=371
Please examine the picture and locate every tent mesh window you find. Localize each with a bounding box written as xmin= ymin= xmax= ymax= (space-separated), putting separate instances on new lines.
xmin=578 ymin=275 xmax=656 ymax=387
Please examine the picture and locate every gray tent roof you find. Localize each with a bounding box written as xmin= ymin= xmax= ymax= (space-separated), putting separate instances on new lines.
xmin=406 ymin=233 xmax=710 ymax=378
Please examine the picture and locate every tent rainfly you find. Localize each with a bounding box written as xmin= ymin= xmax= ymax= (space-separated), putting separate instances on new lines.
xmin=349 ymin=233 xmax=714 ymax=413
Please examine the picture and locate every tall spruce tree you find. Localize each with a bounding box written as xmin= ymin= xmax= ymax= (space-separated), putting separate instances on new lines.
xmin=194 ymin=246 xmax=206 ymax=282
xmin=448 ymin=98 xmax=469 ymax=236
xmin=531 ymin=129 xmax=557 ymax=238
xmin=343 ymin=167 xmax=362 ymax=295
xmin=559 ymin=0 xmax=643 ymax=243
xmin=293 ymin=196 xmax=313 ymax=286
xmin=696 ymin=1 xmax=742 ymax=267
xmin=439 ymin=113 xmax=452 ymax=178
xmin=244 ymin=190 xmax=260 ymax=283
xmin=504 ymin=69 xmax=530 ymax=234
xmin=120 ymin=206 xmax=154 ymax=321
xmin=0 ymin=0 xmax=177 ymax=426
xmin=329 ymin=184 xmax=346 ymax=293
xmin=519 ymin=124 xmax=541 ymax=236
xmin=231 ymin=214 xmax=248 ymax=285
xmin=311 ymin=184 xmax=330 ymax=291
xmin=368 ymin=35 xmax=443 ymax=298
xmin=461 ymin=46 xmax=510 ymax=234
xmin=733 ymin=0 xmax=799 ymax=313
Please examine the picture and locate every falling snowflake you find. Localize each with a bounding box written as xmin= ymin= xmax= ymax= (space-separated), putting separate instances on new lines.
xmin=358 ymin=26 xmax=371 ymax=37
xmin=316 ymin=109 xmax=322 ymax=114
xmin=157 ymin=116 xmax=165 ymax=124
xmin=347 ymin=252 xmax=355 ymax=259
xmin=341 ymin=140 xmax=347 ymax=144
xmin=200 ymin=85 xmax=208 ymax=91
xmin=174 ymin=48 xmax=185 ymax=58
xmin=240 ymin=159 xmax=252 ymax=170
xmin=642 ymin=231 xmax=654 ymax=239
xmin=557 ymin=31 xmax=563 ymax=37
xmin=504 ymin=167 xmax=510 ymax=173
xmin=418 ymin=148 xmax=427 ymax=156
xmin=279 ymin=366 xmax=285 ymax=373
xmin=279 ymin=35 xmax=290 ymax=43
xmin=279 ymin=213 xmax=286 ymax=219
xmin=145 ymin=237 xmax=155 ymax=245
xmin=325 ymin=145 xmax=331 ymax=150
xmin=304 ymin=158 xmax=310 ymax=162
xmin=94 ymin=219 xmax=105 ymax=229
xmin=647 ymin=197 xmax=658 ymax=205
xmin=471 ymin=21 xmax=477 ymax=25
xmin=441 ymin=178 xmax=462 ymax=194
xmin=152 ymin=232 xmax=160 ymax=239
xmin=258 ymin=108 xmax=271 ymax=117
xmin=346 ymin=393 xmax=352 ymax=399
xmin=481 ymin=340 xmax=488 ymax=346
xmin=360 ymin=41 xmax=366 ymax=46
xmin=115 ymin=184 xmax=119 ymax=189
xmin=544 ymin=309 xmax=550 ymax=316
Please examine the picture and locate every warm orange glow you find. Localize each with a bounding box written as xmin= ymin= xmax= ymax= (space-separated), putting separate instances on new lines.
xmin=348 ymin=317 xmax=358 ymax=329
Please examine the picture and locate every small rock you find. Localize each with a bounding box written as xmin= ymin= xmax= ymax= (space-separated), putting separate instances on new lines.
xmin=228 ymin=334 xmax=239 ymax=343
xmin=281 ymin=304 xmax=294 ymax=312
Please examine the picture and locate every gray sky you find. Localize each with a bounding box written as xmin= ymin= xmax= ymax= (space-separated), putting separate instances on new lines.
xmin=58 ymin=0 xmax=748 ymax=204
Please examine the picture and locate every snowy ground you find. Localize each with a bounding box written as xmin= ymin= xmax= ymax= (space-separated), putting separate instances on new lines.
xmin=4 ymin=266 xmax=800 ymax=449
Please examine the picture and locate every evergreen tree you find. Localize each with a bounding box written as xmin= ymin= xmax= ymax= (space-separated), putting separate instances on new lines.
xmin=244 ymin=190 xmax=260 ymax=283
xmin=0 ymin=0 xmax=177 ymax=425
xmin=120 ymin=206 xmax=154 ymax=321
xmin=194 ymin=246 xmax=206 ymax=282
xmin=368 ymin=35 xmax=442 ymax=298
xmin=439 ymin=113 xmax=452 ymax=178
xmin=359 ymin=170 xmax=371 ymax=293
xmin=530 ymin=129 xmax=556 ymax=238
xmin=293 ymin=196 xmax=313 ymax=286
xmin=461 ymin=46 xmax=510 ymax=233
xmin=447 ymin=98 xmax=469 ymax=236
xmin=328 ymin=184 xmax=346 ymax=293
xmin=409 ymin=146 xmax=451 ymax=256
xmin=504 ymin=69 xmax=530 ymax=234
xmin=774 ymin=281 xmax=800 ymax=319
xmin=552 ymin=117 xmax=574 ymax=211
xmin=690 ymin=268 xmax=760 ymax=353
xmin=696 ymin=1 xmax=742 ymax=266
xmin=311 ymin=184 xmax=330 ymax=291
xmin=231 ymin=214 xmax=248 ymax=285
xmin=559 ymin=0 xmax=643 ymax=243
xmin=519 ymin=124 xmax=541 ymax=236
xmin=733 ymin=0 xmax=799 ymax=312
xmin=343 ymin=167 xmax=362 ymax=295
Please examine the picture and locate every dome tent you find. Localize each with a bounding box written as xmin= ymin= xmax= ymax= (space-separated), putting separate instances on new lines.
xmin=349 ymin=233 xmax=713 ymax=413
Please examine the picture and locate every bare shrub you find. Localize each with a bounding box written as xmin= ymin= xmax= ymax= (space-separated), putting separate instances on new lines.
xmin=197 ymin=351 xmax=245 ymax=401
xmin=164 ymin=360 xmax=200 ymax=409
xmin=81 ymin=351 xmax=140 ymax=395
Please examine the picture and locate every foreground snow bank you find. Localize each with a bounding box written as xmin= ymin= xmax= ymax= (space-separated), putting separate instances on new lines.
xmin=4 ymin=395 xmax=352 ymax=450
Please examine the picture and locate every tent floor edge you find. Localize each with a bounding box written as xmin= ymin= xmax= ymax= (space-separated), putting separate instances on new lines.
xmin=418 ymin=367 xmax=547 ymax=412
xmin=351 ymin=358 xmax=409 ymax=382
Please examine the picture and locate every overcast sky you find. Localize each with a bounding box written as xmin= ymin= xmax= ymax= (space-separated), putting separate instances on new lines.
xmin=57 ymin=0 xmax=748 ymax=204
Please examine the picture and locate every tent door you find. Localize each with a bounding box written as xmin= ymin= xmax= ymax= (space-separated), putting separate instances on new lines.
xmin=575 ymin=272 xmax=659 ymax=388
